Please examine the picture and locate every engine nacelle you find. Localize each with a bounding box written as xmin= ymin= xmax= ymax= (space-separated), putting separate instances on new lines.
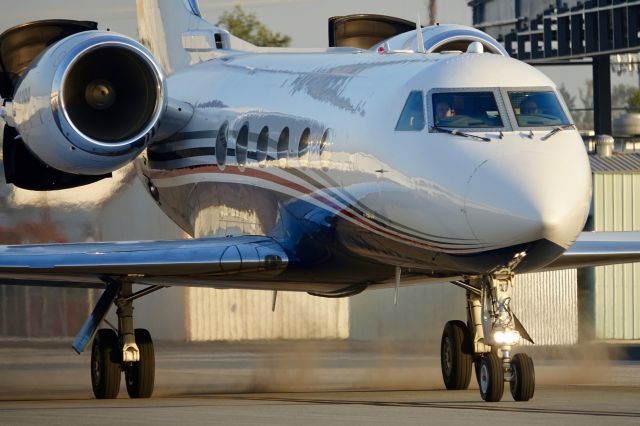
xmin=5 ymin=30 xmax=166 ymax=176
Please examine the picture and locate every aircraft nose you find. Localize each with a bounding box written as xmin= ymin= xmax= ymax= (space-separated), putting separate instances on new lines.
xmin=464 ymin=152 xmax=591 ymax=249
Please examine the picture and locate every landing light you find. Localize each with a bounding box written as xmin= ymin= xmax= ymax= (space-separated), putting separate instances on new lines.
xmin=493 ymin=329 xmax=520 ymax=345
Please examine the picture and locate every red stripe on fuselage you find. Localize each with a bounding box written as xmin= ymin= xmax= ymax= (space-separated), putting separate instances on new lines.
xmin=150 ymin=165 xmax=486 ymax=253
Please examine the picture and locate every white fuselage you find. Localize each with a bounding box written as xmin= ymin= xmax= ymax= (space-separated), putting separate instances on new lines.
xmin=139 ymin=47 xmax=592 ymax=275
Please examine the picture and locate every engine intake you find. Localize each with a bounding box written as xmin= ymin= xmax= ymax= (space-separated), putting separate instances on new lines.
xmin=2 ymin=26 xmax=166 ymax=181
xmin=62 ymin=45 xmax=160 ymax=143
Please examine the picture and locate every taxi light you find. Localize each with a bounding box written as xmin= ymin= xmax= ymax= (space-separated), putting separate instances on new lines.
xmin=493 ymin=329 xmax=520 ymax=345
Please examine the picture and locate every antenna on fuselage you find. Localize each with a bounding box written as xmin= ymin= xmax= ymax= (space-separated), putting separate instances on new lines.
xmin=416 ymin=14 xmax=426 ymax=54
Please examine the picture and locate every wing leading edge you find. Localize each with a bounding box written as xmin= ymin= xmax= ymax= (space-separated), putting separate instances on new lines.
xmin=544 ymin=231 xmax=640 ymax=270
xmin=3 ymin=231 xmax=640 ymax=290
xmin=0 ymin=236 xmax=288 ymax=288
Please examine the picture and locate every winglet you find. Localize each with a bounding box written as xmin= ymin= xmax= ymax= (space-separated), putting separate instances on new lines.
xmin=416 ymin=14 xmax=426 ymax=53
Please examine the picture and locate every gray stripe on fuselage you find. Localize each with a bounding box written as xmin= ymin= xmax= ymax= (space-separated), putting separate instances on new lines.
xmin=148 ymin=132 xmax=481 ymax=247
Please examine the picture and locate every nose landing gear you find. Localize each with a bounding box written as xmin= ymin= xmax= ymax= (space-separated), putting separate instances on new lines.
xmin=440 ymin=262 xmax=535 ymax=402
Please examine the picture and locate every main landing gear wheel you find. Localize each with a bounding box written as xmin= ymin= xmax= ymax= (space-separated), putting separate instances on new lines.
xmin=479 ymin=352 xmax=504 ymax=402
xmin=510 ymin=353 xmax=535 ymax=401
xmin=124 ymin=329 xmax=155 ymax=398
xmin=91 ymin=329 xmax=121 ymax=399
xmin=440 ymin=320 xmax=473 ymax=390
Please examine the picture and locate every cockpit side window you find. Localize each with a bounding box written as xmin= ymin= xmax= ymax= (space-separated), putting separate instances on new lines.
xmin=432 ymin=92 xmax=503 ymax=128
xmin=396 ymin=91 xmax=425 ymax=131
xmin=508 ymin=91 xmax=570 ymax=127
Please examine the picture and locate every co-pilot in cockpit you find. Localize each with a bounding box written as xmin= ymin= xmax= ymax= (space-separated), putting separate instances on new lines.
xmin=509 ymin=91 xmax=570 ymax=127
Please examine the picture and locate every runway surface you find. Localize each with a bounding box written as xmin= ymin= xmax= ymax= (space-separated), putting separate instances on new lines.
xmin=0 ymin=340 xmax=638 ymax=425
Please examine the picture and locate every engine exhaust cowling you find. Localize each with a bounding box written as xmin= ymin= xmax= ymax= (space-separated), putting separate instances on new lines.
xmin=7 ymin=30 xmax=166 ymax=176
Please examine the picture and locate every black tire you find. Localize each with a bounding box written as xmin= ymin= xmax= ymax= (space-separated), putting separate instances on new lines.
xmin=124 ymin=329 xmax=155 ymax=398
xmin=478 ymin=352 xmax=504 ymax=402
xmin=510 ymin=353 xmax=535 ymax=401
xmin=91 ymin=329 xmax=121 ymax=399
xmin=440 ymin=320 xmax=473 ymax=390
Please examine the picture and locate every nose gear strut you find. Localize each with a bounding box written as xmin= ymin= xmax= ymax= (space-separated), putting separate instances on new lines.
xmin=442 ymin=252 xmax=535 ymax=402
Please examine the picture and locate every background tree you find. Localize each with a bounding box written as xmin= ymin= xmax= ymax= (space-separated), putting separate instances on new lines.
xmin=217 ymin=5 xmax=291 ymax=47
xmin=612 ymin=84 xmax=638 ymax=112
xmin=571 ymin=79 xmax=637 ymax=130
xmin=557 ymin=83 xmax=575 ymax=111
xmin=577 ymin=80 xmax=594 ymax=130
xmin=559 ymin=83 xmax=589 ymax=130
xmin=555 ymin=83 xmax=585 ymax=129
xmin=626 ymin=88 xmax=640 ymax=112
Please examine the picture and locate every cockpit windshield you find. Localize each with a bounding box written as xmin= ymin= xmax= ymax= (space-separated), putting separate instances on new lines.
xmin=432 ymin=92 xmax=503 ymax=128
xmin=508 ymin=91 xmax=570 ymax=127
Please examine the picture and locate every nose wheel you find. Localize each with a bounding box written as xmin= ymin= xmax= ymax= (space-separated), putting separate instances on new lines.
xmin=440 ymin=320 xmax=473 ymax=390
xmin=478 ymin=352 xmax=504 ymax=402
xmin=510 ymin=352 xmax=535 ymax=401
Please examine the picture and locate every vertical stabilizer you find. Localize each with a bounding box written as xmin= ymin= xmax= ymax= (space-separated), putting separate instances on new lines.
xmin=137 ymin=0 xmax=250 ymax=74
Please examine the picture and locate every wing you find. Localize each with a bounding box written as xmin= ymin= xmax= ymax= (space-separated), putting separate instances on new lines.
xmin=0 ymin=235 xmax=290 ymax=355
xmin=543 ymin=231 xmax=640 ymax=270
xmin=0 ymin=235 xmax=288 ymax=289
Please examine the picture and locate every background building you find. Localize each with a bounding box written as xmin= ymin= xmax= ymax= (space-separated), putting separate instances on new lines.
xmin=589 ymin=148 xmax=640 ymax=339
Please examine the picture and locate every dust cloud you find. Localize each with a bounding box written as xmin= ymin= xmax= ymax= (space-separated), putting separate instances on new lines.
xmin=154 ymin=340 xmax=634 ymax=397
xmin=153 ymin=340 xmax=446 ymax=397
xmin=0 ymin=339 xmax=635 ymax=400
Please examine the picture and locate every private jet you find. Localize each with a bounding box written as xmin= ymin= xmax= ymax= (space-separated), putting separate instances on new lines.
xmin=0 ymin=0 xmax=637 ymax=402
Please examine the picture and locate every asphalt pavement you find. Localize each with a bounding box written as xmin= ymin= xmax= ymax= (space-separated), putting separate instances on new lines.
xmin=0 ymin=340 xmax=638 ymax=425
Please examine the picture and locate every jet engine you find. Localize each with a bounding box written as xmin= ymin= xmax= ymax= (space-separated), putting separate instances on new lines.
xmin=0 ymin=20 xmax=167 ymax=190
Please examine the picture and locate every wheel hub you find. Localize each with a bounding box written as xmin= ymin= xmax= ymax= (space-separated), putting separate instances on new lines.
xmin=91 ymin=349 xmax=101 ymax=384
xmin=443 ymin=336 xmax=453 ymax=375
xmin=480 ymin=363 xmax=489 ymax=394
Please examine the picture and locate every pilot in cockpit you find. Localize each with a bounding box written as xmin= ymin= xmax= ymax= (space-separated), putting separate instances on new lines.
xmin=435 ymin=101 xmax=455 ymax=122
xmin=519 ymin=98 xmax=539 ymax=115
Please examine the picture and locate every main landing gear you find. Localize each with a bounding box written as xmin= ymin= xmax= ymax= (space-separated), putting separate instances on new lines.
xmin=440 ymin=260 xmax=535 ymax=402
xmin=73 ymin=280 xmax=162 ymax=399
